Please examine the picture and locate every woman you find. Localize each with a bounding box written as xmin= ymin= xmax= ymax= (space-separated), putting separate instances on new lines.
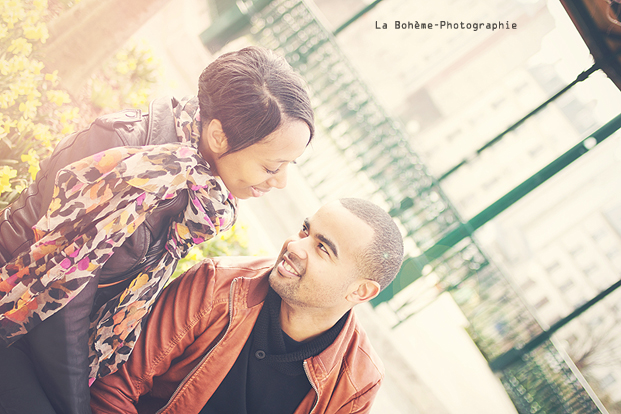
xmin=0 ymin=46 xmax=314 ymax=414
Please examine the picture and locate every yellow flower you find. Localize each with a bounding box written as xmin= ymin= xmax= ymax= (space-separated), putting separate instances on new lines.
xmin=115 ymin=61 xmax=129 ymax=75
xmin=0 ymin=92 xmax=15 ymax=109
xmin=0 ymin=166 xmax=18 ymax=194
xmin=44 ymin=70 xmax=58 ymax=84
xmin=185 ymin=246 xmax=205 ymax=262
xmin=8 ymin=55 xmax=28 ymax=72
xmin=31 ymin=59 xmax=44 ymax=75
xmin=0 ymin=59 xmax=8 ymax=76
xmin=7 ymin=38 xmax=33 ymax=56
xmin=61 ymin=124 xmax=75 ymax=135
xmin=32 ymin=123 xmax=51 ymax=142
xmin=34 ymin=0 xmax=48 ymax=12
xmin=59 ymin=107 xmax=79 ymax=124
xmin=18 ymin=99 xmax=40 ymax=119
xmin=21 ymin=149 xmax=40 ymax=180
xmin=115 ymin=51 xmax=128 ymax=61
xmin=0 ymin=118 xmax=17 ymax=135
xmin=128 ymin=90 xmax=148 ymax=107
xmin=2 ymin=2 xmax=25 ymax=29
xmin=16 ymin=117 xmax=30 ymax=132
xmin=22 ymin=23 xmax=49 ymax=43
xmin=11 ymin=76 xmax=37 ymax=97
xmin=46 ymin=90 xmax=71 ymax=106
xmin=27 ymin=88 xmax=42 ymax=101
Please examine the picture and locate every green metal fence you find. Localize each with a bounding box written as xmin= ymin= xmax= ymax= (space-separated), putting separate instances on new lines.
xmin=203 ymin=0 xmax=617 ymax=412
xmin=500 ymin=341 xmax=608 ymax=414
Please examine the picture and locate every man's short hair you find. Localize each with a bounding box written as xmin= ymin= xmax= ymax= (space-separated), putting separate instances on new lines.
xmin=339 ymin=198 xmax=404 ymax=291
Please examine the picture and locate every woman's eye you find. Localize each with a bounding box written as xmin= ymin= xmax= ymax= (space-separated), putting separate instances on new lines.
xmin=265 ymin=167 xmax=279 ymax=175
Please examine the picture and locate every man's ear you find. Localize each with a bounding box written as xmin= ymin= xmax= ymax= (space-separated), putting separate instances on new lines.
xmin=348 ymin=280 xmax=381 ymax=304
xmin=202 ymin=119 xmax=229 ymax=156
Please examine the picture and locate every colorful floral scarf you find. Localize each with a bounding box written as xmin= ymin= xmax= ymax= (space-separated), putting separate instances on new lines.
xmin=0 ymin=97 xmax=237 ymax=380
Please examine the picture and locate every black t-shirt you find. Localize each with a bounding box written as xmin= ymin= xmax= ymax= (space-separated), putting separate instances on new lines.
xmin=200 ymin=288 xmax=348 ymax=414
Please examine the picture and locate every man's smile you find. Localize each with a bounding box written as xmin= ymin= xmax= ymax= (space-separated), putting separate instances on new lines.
xmin=278 ymin=254 xmax=301 ymax=278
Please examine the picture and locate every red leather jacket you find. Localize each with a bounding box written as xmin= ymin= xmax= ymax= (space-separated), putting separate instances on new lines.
xmin=90 ymin=256 xmax=385 ymax=414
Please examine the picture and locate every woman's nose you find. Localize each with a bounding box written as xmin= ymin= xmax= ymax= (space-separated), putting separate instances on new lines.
xmin=267 ymin=166 xmax=288 ymax=189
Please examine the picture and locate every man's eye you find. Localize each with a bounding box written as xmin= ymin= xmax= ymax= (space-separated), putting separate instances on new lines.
xmin=300 ymin=225 xmax=309 ymax=236
xmin=318 ymin=243 xmax=328 ymax=254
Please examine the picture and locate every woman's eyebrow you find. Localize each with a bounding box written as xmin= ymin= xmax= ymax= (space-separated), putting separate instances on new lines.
xmin=267 ymin=157 xmax=293 ymax=163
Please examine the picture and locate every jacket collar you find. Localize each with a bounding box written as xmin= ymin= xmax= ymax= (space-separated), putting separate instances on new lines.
xmin=229 ymin=267 xmax=271 ymax=313
xmin=236 ymin=269 xmax=363 ymax=375
xmin=307 ymin=310 xmax=358 ymax=378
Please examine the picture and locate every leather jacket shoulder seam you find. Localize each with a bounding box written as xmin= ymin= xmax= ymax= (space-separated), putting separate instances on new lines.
xmin=146 ymin=291 xmax=223 ymax=375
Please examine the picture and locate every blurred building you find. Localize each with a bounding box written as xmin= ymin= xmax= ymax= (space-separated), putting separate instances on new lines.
xmin=312 ymin=0 xmax=621 ymax=405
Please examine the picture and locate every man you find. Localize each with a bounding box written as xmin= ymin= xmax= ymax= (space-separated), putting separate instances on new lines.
xmin=90 ymin=198 xmax=404 ymax=414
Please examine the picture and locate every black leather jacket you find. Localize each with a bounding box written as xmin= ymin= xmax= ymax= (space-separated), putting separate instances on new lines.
xmin=0 ymin=96 xmax=189 ymax=414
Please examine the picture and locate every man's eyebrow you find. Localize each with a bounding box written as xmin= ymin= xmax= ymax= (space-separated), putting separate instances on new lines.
xmin=317 ymin=234 xmax=338 ymax=259
xmin=304 ymin=218 xmax=338 ymax=258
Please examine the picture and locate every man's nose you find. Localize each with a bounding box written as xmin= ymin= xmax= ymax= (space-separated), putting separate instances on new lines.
xmin=285 ymin=237 xmax=308 ymax=260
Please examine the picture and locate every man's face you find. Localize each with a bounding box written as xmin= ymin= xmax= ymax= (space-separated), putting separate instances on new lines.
xmin=269 ymin=201 xmax=375 ymax=312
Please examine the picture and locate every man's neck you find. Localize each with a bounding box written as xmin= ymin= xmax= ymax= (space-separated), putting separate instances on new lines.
xmin=279 ymin=301 xmax=349 ymax=343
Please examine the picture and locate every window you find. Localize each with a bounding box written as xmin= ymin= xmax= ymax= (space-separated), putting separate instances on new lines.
xmin=606 ymin=247 xmax=620 ymax=260
xmin=590 ymin=227 xmax=607 ymax=241
xmin=534 ymin=297 xmax=549 ymax=309
xmin=521 ymin=278 xmax=536 ymax=291
xmin=582 ymin=263 xmax=597 ymax=276
xmin=559 ymin=279 xmax=574 ymax=292
xmin=568 ymin=245 xmax=584 ymax=257
xmin=545 ymin=261 xmax=560 ymax=273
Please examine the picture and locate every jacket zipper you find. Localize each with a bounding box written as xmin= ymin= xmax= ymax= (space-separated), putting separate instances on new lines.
xmin=155 ymin=278 xmax=239 ymax=414
xmin=303 ymin=360 xmax=320 ymax=414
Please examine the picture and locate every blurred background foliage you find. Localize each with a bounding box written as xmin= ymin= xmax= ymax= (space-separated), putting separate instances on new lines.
xmin=89 ymin=39 xmax=161 ymax=112
xmin=172 ymin=223 xmax=256 ymax=280
xmin=0 ymin=0 xmax=78 ymax=207
xmin=0 ymin=0 xmax=160 ymax=208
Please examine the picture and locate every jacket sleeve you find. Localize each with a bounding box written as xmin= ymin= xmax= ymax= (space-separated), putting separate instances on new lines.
xmin=90 ymin=260 xmax=220 ymax=414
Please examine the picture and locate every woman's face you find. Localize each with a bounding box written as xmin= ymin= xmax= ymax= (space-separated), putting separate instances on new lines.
xmin=213 ymin=120 xmax=311 ymax=199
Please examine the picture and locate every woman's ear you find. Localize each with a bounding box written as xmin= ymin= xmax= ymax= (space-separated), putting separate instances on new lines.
xmin=347 ymin=280 xmax=381 ymax=304
xmin=202 ymin=119 xmax=229 ymax=156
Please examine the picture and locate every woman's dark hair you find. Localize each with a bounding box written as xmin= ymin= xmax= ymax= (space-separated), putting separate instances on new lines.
xmin=198 ymin=46 xmax=315 ymax=154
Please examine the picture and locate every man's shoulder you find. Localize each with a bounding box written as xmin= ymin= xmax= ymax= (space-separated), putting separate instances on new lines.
xmin=211 ymin=256 xmax=275 ymax=277
xmin=186 ymin=256 xmax=274 ymax=290
xmin=348 ymin=313 xmax=385 ymax=378
xmin=314 ymin=312 xmax=384 ymax=386
xmin=165 ymin=256 xmax=275 ymax=310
